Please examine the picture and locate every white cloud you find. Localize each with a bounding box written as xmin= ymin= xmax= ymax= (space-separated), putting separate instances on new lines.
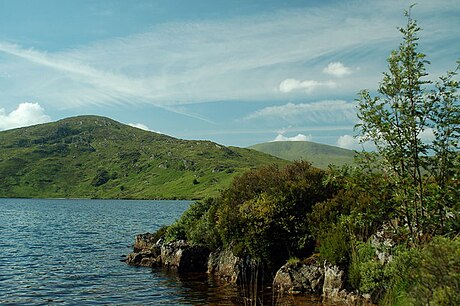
xmin=338 ymin=127 xmax=436 ymax=151
xmin=279 ymin=78 xmax=336 ymax=93
xmin=323 ymin=62 xmax=352 ymax=77
xmin=337 ymin=134 xmax=375 ymax=151
xmin=128 ymin=123 xmax=150 ymax=131
xmin=0 ymin=102 xmax=51 ymax=130
xmin=337 ymin=134 xmax=360 ymax=150
xmin=272 ymin=133 xmax=312 ymax=142
xmin=419 ymin=127 xmax=435 ymax=143
xmin=128 ymin=122 xmax=161 ymax=134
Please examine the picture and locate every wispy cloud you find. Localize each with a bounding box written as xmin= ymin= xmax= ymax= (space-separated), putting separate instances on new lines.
xmin=0 ymin=2 xmax=408 ymax=106
xmin=0 ymin=42 xmax=151 ymax=102
xmin=0 ymin=0 xmax=457 ymax=119
xmin=245 ymin=100 xmax=357 ymax=126
xmin=279 ymin=78 xmax=336 ymax=93
xmin=0 ymin=102 xmax=51 ymax=130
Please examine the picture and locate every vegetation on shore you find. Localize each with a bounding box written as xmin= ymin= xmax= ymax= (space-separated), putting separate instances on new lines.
xmin=155 ymin=8 xmax=460 ymax=305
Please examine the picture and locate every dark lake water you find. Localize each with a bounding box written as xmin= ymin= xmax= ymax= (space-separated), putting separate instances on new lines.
xmin=0 ymin=198 xmax=322 ymax=305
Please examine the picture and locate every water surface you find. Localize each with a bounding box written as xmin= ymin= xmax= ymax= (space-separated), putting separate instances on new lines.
xmin=0 ymin=198 xmax=321 ymax=305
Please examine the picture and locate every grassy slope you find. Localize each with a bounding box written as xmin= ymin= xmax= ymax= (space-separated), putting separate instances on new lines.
xmin=249 ymin=141 xmax=356 ymax=169
xmin=0 ymin=115 xmax=287 ymax=199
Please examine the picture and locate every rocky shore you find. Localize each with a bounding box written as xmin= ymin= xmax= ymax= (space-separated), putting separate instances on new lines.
xmin=125 ymin=233 xmax=374 ymax=305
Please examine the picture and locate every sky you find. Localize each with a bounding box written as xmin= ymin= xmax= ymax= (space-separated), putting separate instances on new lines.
xmin=0 ymin=0 xmax=459 ymax=149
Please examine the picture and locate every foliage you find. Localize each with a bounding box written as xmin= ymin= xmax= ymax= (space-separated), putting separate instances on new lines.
xmin=317 ymin=223 xmax=350 ymax=266
xmin=151 ymin=225 xmax=169 ymax=243
xmin=216 ymin=161 xmax=335 ymax=266
xmin=348 ymin=241 xmax=384 ymax=298
xmin=383 ymin=237 xmax=460 ymax=306
xmin=355 ymin=7 xmax=460 ymax=243
xmin=161 ymin=160 xmax=336 ymax=269
xmin=286 ymin=257 xmax=301 ymax=265
xmin=310 ymin=165 xmax=395 ymax=269
xmin=164 ymin=198 xmax=218 ymax=245
xmin=91 ymin=169 xmax=110 ymax=187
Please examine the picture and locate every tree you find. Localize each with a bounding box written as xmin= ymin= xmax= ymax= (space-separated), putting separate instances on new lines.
xmin=355 ymin=6 xmax=460 ymax=243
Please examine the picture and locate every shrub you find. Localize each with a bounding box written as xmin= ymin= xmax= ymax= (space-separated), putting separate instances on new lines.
xmin=310 ymin=165 xmax=395 ymax=242
xmin=91 ymin=169 xmax=110 ymax=186
xmin=187 ymin=199 xmax=221 ymax=249
xmin=164 ymin=198 xmax=215 ymax=243
xmin=383 ymin=237 xmax=460 ymax=305
xmin=318 ymin=223 xmax=350 ymax=266
xmin=163 ymin=161 xmax=336 ymax=269
xmin=215 ymin=161 xmax=335 ymax=267
xmin=348 ymin=241 xmax=384 ymax=298
xmin=237 ymin=193 xmax=289 ymax=263
xmin=407 ymin=236 xmax=460 ymax=305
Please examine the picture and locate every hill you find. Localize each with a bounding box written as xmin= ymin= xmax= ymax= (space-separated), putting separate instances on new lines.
xmin=249 ymin=141 xmax=356 ymax=169
xmin=0 ymin=115 xmax=287 ymax=199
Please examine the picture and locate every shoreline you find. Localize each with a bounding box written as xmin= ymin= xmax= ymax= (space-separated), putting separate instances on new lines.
xmin=125 ymin=232 xmax=374 ymax=305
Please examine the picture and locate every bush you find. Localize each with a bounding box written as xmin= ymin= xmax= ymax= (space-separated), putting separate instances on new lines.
xmin=187 ymin=199 xmax=221 ymax=249
xmin=164 ymin=198 xmax=216 ymax=243
xmin=215 ymin=161 xmax=335 ymax=267
xmin=91 ymin=169 xmax=110 ymax=186
xmin=348 ymin=241 xmax=384 ymax=298
xmin=162 ymin=161 xmax=336 ymax=270
xmin=318 ymin=223 xmax=350 ymax=266
xmin=383 ymin=237 xmax=460 ymax=305
xmin=310 ymin=166 xmax=395 ymax=243
xmin=237 ymin=193 xmax=289 ymax=263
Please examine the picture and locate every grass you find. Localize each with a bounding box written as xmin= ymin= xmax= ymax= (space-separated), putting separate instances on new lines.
xmin=249 ymin=141 xmax=356 ymax=169
xmin=0 ymin=115 xmax=288 ymax=200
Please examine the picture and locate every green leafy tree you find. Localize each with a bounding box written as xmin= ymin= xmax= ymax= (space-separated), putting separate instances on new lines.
xmin=356 ymin=6 xmax=459 ymax=243
xmin=427 ymin=66 xmax=460 ymax=234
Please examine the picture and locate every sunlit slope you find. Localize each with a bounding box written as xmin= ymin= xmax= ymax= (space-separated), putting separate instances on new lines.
xmin=249 ymin=141 xmax=356 ymax=169
xmin=0 ymin=115 xmax=287 ymax=199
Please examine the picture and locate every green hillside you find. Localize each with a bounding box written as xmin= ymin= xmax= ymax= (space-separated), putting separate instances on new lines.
xmin=249 ymin=141 xmax=356 ymax=169
xmin=0 ymin=115 xmax=287 ymax=199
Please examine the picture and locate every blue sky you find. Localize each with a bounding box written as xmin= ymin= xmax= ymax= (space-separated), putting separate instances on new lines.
xmin=0 ymin=0 xmax=459 ymax=148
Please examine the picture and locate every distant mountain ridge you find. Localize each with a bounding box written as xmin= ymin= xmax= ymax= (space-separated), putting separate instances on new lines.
xmin=0 ymin=115 xmax=286 ymax=199
xmin=249 ymin=141 xmax=356 ymax=169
